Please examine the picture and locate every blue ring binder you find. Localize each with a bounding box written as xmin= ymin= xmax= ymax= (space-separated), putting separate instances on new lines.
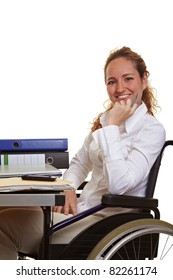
xmin=0 ymin=138 xmax=68 ymax=151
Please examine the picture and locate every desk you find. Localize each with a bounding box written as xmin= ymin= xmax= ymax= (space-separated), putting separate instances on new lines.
xmin=0 ymin=190 xmax=65 ymax=259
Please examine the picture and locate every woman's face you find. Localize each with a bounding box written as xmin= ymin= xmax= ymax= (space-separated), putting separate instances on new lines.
xmin=105 ymin=57 xmax=147 ymax=105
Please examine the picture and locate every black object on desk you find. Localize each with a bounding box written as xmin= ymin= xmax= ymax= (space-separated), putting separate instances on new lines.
xmin=21 ymin=174 xmax=57 ymax=181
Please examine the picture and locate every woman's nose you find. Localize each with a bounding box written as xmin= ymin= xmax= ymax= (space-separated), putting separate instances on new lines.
xmin=116 ymin=81 xmax=125 ymax=93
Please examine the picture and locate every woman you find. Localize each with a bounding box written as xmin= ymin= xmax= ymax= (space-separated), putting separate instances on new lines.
xmin=0 ymin=46 xmax=165 ymax=259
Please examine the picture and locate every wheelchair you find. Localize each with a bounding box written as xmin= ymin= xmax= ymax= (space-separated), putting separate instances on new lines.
xmin=41 ymin=140 xmax=173 ymax=260
xmin=19 ymin=140 xmax=173 ymax=260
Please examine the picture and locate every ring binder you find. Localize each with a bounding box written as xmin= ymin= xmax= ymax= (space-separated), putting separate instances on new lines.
xmin=0 ymin=151 xmax=69 ymax=169
xmin=0 ymin=138 xmax=68 ymax=152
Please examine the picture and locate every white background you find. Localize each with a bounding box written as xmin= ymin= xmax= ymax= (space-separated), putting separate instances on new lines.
xmin=0 ymin=0 xmax=173 ymax=224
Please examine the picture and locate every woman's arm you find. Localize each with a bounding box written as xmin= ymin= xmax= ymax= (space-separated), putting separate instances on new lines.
xmin=63 ymin=133 xmax=93 ymax=189
xmin=92 ymin=121 xmax=166 ymax=194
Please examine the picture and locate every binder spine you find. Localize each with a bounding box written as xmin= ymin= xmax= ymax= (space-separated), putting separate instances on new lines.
xmin=0 ymin=139 xmax=68 ymax=152
xmin=0 ymin=152 xmax=69 ymax=169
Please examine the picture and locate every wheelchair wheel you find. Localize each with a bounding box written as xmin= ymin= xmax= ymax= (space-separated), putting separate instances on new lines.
xmin=87 ymin=219 xmax=173 ymax=260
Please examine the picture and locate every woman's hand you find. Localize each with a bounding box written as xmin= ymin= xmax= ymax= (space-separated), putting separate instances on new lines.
xmin=52 ymin=189 xmax=77 ymax=215
xmin=106 ymin=99 xmax=138 ymax=126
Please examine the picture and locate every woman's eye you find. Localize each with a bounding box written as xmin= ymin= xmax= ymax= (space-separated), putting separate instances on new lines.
xmin=125 ymin=77 xmax=134 ymax=81
xmin=107 ymin=80 xmax=115 ymax=85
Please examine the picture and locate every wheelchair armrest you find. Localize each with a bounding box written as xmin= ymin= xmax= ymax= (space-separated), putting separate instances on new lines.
xmin=101 ymin=194 xmax=158 ymax=209
xmin=51 ymin=194 xmax=159 ymax=235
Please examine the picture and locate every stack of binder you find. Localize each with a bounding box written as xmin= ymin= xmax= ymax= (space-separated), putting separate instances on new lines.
xmin=0 ymin=138 xmax=69 ymax=170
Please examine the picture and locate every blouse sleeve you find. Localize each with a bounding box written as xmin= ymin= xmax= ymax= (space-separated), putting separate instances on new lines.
xmin=63 ymin=133 xmax=93 ymax=189
xmin=92 ymin=122 xmax=166 ymax=195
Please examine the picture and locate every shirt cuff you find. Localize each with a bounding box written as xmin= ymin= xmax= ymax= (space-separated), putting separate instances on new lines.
xmin=92 ymin=125 xmax=121 ymax=160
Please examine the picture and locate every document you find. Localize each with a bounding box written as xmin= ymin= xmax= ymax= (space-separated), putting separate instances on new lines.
xmin=0 ymin=177 xmax=72 ymax=192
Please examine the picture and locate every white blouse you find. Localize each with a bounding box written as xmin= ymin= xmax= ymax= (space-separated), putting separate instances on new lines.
xmin=63 ymin=103 xmax=166 ymax=214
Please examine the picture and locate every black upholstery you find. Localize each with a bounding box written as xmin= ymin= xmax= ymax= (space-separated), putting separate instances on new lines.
xmin=145 ymin=140 xmax=172 ymax=198
xmin=50 ymin=212 xmax=153 ymax=260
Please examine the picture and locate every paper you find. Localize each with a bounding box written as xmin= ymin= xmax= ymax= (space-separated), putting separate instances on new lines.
xmin=0 ymin=177 xmax=72 ymax=192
